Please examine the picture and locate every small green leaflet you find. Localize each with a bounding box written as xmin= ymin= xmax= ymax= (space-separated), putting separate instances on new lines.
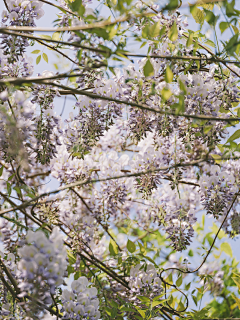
xmin=164 ymin=0 xmax=179 ymax=10
xmin=220 ymin=242 xmax=232 ymax=257
xmin=143 ymin=59 xmax=154 ymax=77
xmin=152 ymin=299 xmax=168 ymax=307
xmin=161 ymin=87 xmax=172 ymax=101
xmin=36 ymin=55 xmax=41 ymax=65
xmin=52 ymin=32 xmax=61 ymax=41
xmin=31 ymin=50 xmax=41 ymax=54
xmin=190 ymin=6 xmax=205 ymax=25
xmin=169 ymin=21 xmax=178 ymax=42
xmin=219 ymin=21 xmax=228 ymax=34
xmin=67 ymin=250 xmax=76 ymax=265
xmin=165 ymin=65 xmax=173 ymax=83
xmin=232 ymin=277 xmax=240 ymax=291
xmin=127 ymin=239 xmax=136 ymax=253
xmin=68 ymin=0 xmax=85 ymax=16
xmin=135 ymin=306 xmax=146 ymax=318
xmin=187 ymin=33 xmax=193 ymax=47
xmin=227 ymin=129 xmax=240 ymax=143
xmin=176 ymin=274 xmax=182 ymax=287
xmin=109 ymin=238 xmax=118 ymax=256
xmin=43 ymin=53 xmax=48 ymax=63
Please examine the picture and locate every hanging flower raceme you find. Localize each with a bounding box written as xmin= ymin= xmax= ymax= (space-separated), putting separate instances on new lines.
xmin=61 ymin=277 xmax=100 ymax=320
xmin=199 ymin=164 xmax=238 ymax=218
xmin=1 ymin=0 xmax=44 ymax=62
xmin=16 ymin=228 xmax=67 ymax=313
xmin=128 ymin=264 xmax=162 ymax=304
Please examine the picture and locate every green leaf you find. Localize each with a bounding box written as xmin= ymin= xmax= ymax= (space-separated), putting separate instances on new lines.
xmin=0 ymin=166 xmax=3 ymax=177
xmin=109 ymin=239 xmax=118 ymax=256
xmin=143 ymin=59 xmax=154 ymax=77
xmin=149 ymin=21 xmax=161 ymax=38
xmin=42 ymin=53 xmax=48 ymax=63
xmin=203 ymin=125 xmax=213 ymax=134
xmin=159 ymin=26 xmax=166 ymax=38
xmin=138 ymin=296 xmax=151 ymax=303
xmin=227 ymin=129 xmax=240 ymax=142
xmin=232 ymin=24 xmax=239 ymax=34
xmin=6 ymin=182 xmax=11 ymax=196
xmin=74 ymin=271 xmax=81 ymax=280
xmin=204 ymin=9 xmax=219 ymax=26
xmin=169 ymin=21 xmax=178 ymax=42
xmin=111 ymin=301 xmax=118 ymax=309
xmin=192 ymin=295 xmax=198 ymax=306
xmin=200 ymin=3 xmax=214 ymax=10
xmin=226 ymin=0 xmax=236 ymax=17
xmin=31 ymin=50 xmax=41 ymax=54
xmin=219 ymin=21 xmax=229 ymax=34
xmin=190 ymin=6 xmax=205 ymax=25
xmin=39 ymin=34 xmax=52 ymax=40
xmin=68 ymin=0 xmax=85 ymax=15
xmin=179 ymin=79 xmax=187 ymax=94
xmin=204 ymin=39 xmax=216 ymax=48
xmin=232 ymin=277 xmax=240 ymax=291
xmin=211 ymin=223 xmax=226 ymax=239
xmin=135 ymin=307 xmax=146 ymax=318
xmin=152 ymin=299 xmax=168 ymax=307
xmin=127 ymin=239 xmax=136 ymax=253
xmin=67 ymin=265 xmax=74 ymax=275
xmin=185 ymin=282 xmax=191 ymax=290
xmin=220 ymin=242 xmax=233 ymax=257
xmin=165 ymin=0 xmax=179 ymax=10
xmin=232 ymin=293 xmax=240 ymax=309
xmin=138 ymin=242 xmax=147 ymax=255
xmin=67 ymin=250 xmax=76 ymax=264
xmin=111 ymin=308 xmax=117 ymax=317
xmin=225 ymin=33 xmax=239 ymax=55
xmin=186 ymin=32 xmax=193 ymax=47
xmin=36 ymin=55 xmax=41 ymax=65
xmin=52 ymin=32 xmax=61 ymax=41
xmin=161 ymin=87 xmax=172 ymax=101
xmin=176 ymin=275 xmax=182 ymax=287
xmin=165 ymin=65 xmax=173 ymax=83
xmin=153 ymin=293 xmax=166 ymax=301
xmin=120 ymin=306 xmax=136 ymax=312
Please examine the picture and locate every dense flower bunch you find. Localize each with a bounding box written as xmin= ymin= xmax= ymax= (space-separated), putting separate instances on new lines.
xmin=61 ymin=277 xmax=100 ymax=319
xmin=1 ymin=0 xmax=44 ymax=61
xmin=17 ymin=228 xmax=67 ymax=312
xmin=127 ymin=263 xmax=163 ymax=309
xmin=199 ymin=164 xmax=237 ymax=218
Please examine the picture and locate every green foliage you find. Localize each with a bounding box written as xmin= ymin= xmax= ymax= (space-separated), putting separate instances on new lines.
xmin=67 ymin=0 xmax=85 ymax=16
xmin=127 ymin=239 xmax=136 ymax=253
xmin=143 ymin=59 xmax=154 ymax=77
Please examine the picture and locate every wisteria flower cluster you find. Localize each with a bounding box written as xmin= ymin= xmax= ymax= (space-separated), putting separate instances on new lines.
xmin=62 ymin=277 xmax=100 ymax=320
xmin=17 ymin=228 xmax=67 ymax=312
xmin=129 ymin=264 xmax=162 ymax=303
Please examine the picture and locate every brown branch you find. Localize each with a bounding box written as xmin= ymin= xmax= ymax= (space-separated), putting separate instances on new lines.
xmin=0 ymin=157 xmax=206 ymax=217
xmin=1 ymin=12 xmax=155 ymax=32
xmin=36 ymin=39 xmax=79 ymax=66
xmin=3 ymin=0 xmax=9 ymax=11
xmin=14 ymin=79 xmax=240 ymax=123
xmin=0 ymin=29 xmax=111 ymax=55
xmin=38 ymin=0 xmax=78 ymax=17
xmin=26 ymin=170 xmax=51 ymax=179
xmin=124 ymin=53 xmax=240 ymax=65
